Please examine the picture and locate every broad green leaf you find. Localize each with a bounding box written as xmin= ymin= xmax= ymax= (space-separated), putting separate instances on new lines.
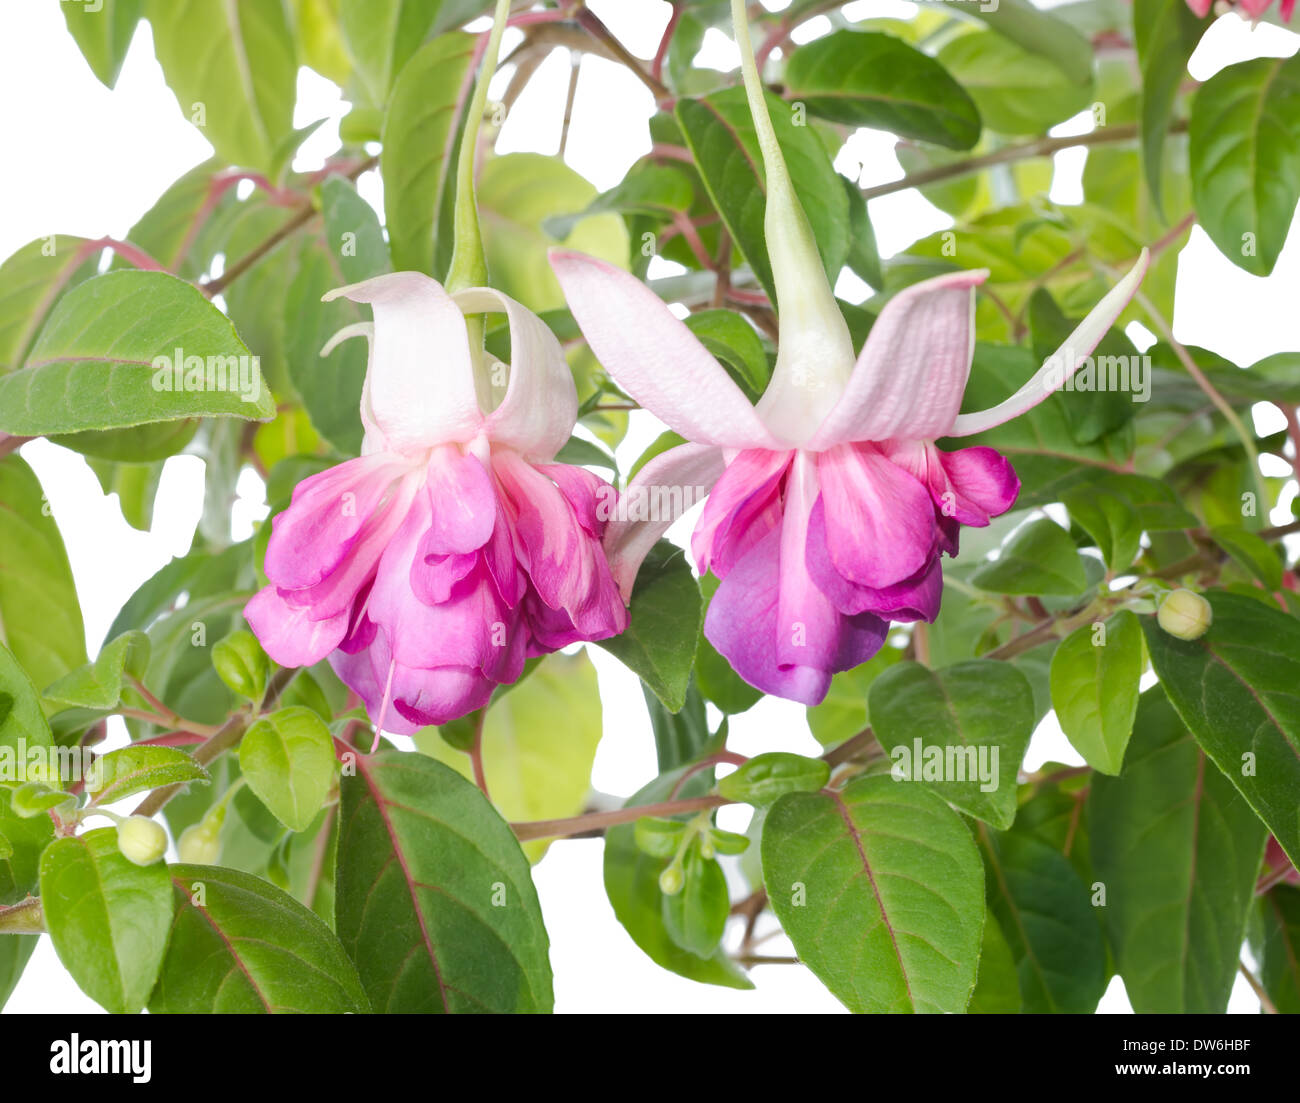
xmin=968 ymin=914 xmax=1022 ymax=1014
xmin=843 ymin=177 xmax=883 ymax=289
xmin=1049 ymin=610 xmax=1144 ymax=775
xmin=596 ymin=541 xmax=702 ymax=713
xmin=1209 ymin=525 xmax=1284 ymax=591
xmin=416 ymin=651 xmax=604 ymax=861
xmin=339 ymin=0 xmax=488 ymax=106
xmin=977 ymin=824 xmax=1107 ymax=1013
xmin=0 ymin=936 xmax=35 ymax=1011
xmin=683 ymin=309 xmax=770 ymax=402
xmin=0 ymin=236 xmax=99 ymax=375
xmin=762 ymin=775 xmax=984 ymax=1013
xmin=603 ymin=766 xmax=753 ymax=990
xmin=319 ymin=176 xmax=392 ymax=285
xmin=783 ymin=30 xmax=980 ymax=149
xmin=1189 ymin=52 xmax=1300 ymax=276
xmin=39 ymin=827 xmax=174 ymax=1014
xmin=42 ymin=630 xmax=149 ymax=711
xmin=478 ymin=153 xmax=629 ymax=313
xmin=805 ymin=643 xmax=904 ymax=747
xmin=147 ymin=0 xmax=297 ymax=173
xmin=716 ymin=752 xmax=829 ymax=807
xmin=1090 ymin=686 xmax=1267 ymax=1012
xmin=958 ymin=0 xmax=1095 ymax=86
xmin=1254 ymin=885 xmax=1300 ymax=1014
xmin=380 ymin=32 xmax=477 ymax=274
xmin=335 ymin=750 xmax=553 ymax=1012
xmin=62 ymin=0 xmax=142 ymax=88
xmin=1143 ymin=592 xmax=1300 ymax=869
xmin=239 ymin=707 xmax=337 ymax=833
xmin=937 ymin=30 xmax=1094 ymax=137
xmin=149 ymin=864 xmax=368 ymax=1013
xmin=661 ymin=844 xmax=728 ymax=958
xmin=211 ymin=629 xmax=269 ymax=703
xmin=869 ymin=660 xmax=1035 ymax=829
xmin=675 ymin=87 xmax=850 ymax=301
xmin=643 ymin=678 xmax=710 ymax=773
xmin=294 ymin=0 xmax=353 ymax=86
xmin=0 ymin=787 xmax=50 ymax=1010
xmin=86 ymin=745 xmax=209 ymax=807
xmin=545 ymin=162 xmax=697 ymax=241
xmin=0 ymin=272 xmax=275 ymax=436
xmin=970 ymin=518 xmax=1088 ymax=596
xmin=1062 ymin=487 xmax=1141 ymax=573
xmin=0 ymin=458 xmax=87 ymax=694
xmin=1133 ymin=0 xmax=1205 ymax=214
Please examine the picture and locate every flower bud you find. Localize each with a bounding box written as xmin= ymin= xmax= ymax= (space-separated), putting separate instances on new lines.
xmin=116 ymin=816 xmax=168 ymax=866
xmin=658 ymin=862 xmax=685 ymax=896
xmin=178 ymin=823 xmax=221 ymax=866
xmin=1157 ymin=588 xmax=1213 ymax=641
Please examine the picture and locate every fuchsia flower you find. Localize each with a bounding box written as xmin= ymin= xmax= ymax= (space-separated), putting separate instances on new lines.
xmin=245 ymin=274 xmax=627 ymax=733
xmin=1186 ymin=0 xmax=1295 ymax=21
xmin=551 ymin=251 xmax=1148 ymax=706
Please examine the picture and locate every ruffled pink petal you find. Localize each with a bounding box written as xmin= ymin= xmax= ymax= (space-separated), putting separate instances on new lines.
xmin=808 ymin=269 xmax=987 ymax=450
xmin=603 ymin=442 xmax=725 ymax=601
xmin=691 ymin=448 xmax=792 ymax=579
xmin=264 ymin=454 xmax=405 ymax=589
xmin=245 ymin=585 xmax=350 ymax=668
xmin=418 ymin=443 xmax=496 ymax=557
xmin=885 ymin=440 xmax=1020 ymax=527
xmin=549 ymin=250 xmax=783 ymax=450
xmin=816 ymin=443 xmax=936 ymax=589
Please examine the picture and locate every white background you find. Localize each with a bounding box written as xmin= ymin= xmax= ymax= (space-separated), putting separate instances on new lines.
xmin=2 ymin=0 xmax=1297 ymax=1013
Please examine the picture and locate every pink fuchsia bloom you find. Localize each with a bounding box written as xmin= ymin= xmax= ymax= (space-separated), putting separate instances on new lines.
xmin=245 ymin=273 xmax=627 ymax=734
xmin=1186 ymin=0 xmax=1295 ymax=21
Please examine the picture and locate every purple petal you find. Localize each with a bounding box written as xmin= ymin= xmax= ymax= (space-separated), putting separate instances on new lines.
xmin=691 ymin=448 xmax=792 ymax=580
xmin=245 ymin=585 xmax=349 ymax=668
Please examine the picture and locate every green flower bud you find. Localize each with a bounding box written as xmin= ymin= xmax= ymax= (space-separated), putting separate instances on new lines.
xmin=658 ymin=862 xmax=685 ymax=896
xmin=212 ymin=629 xmax=270 ymax=702
xmin=116 ymin=816 xmax=168 ymax=866
xmin=1157 ymin=588 xmax=1213 ymax=641
xmin=178 ymin=823 xmax=221 ymax=865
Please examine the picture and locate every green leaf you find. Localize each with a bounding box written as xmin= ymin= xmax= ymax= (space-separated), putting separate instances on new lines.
xmin=960 ymin=0 xmax=1095 ymax=87
xmin=39 ymin=827 xmax=174 ymax=1014
xmin=868 ymin=660 xmax=1035 ymax=829
xmin=717 ymin=753 xmax=830 ymax=807
xmin=842 ymin=177 xmax=883 ymax=290
xmin=596 ymin=541 xmax=702 ymax=713
xmin=149 ymin=864 xmax=368 ymax=1012
xmin=116 ymin=160 xmax=231 ymax=280
xmin=147 ymin=0 xmax=297 ymax=174
xmin=937 ymin=30 xmax=1094 ymax=137
xmin=42 ymin=630 xmax=149 ymax=711
xmin=478 ymin=153 xmax=630 ymax=313
xmin=805 ymin=643 xmax=904 ymax=747
xmin=967 ymin=915 xmax=1022 ymax=1014
xmin=783 ymin=30 xmax=980 ymax=149
xmin=1189 ymin=52 xmax=1300 ymax=277
xmin=320 ymin=177 xmax=392 ymax=285
xmin=87 ymin=745 xmax=209 ymax=807
xmin=415 ymin=650 xmax=604 ymax=862
xmin=675 ymin=87 xmax=850 ymax=302
xmin=1134 ymin=0 xmax=1205 ymax=214
xmin=1209 ymin=525 xmax=1284 ymax=591
xmin=0 ymin=786 xmax=50 ymax=1009
xmin=603 ymin=766 xmax=753 ymax=990
xmin=0 ymin=271 xmax=275 ymax=436
xmin=1143 ymin=592 xmax=1300 ymax=869
xmin=61 ymin=0 xmax=142 ymax=88
xmin=1050 ymin=610 xmax=1144 ymax=775
xmin=1254 ymin=885 xmax=1300 ymax=1014
xmin=661 ymin=844 xmax=729 ymax=958
xmin=0 ymin=457 xmax=87 ymax=693
xmin=0 ymin=936 xmax=36 ymax=1011
xmin=970 ymin=517 xmax=1088 ymax=596
xmin=0 ymin=236 xmax=100 ymax=369
xmin=1090 ymin=686 xmax=1267 ymax=1012
xmin=239 ymin=707 xmax=337 ymax=833
xmin=683 ymin=309 xmax=770 ymax=401
xmin=380 ymin=31 xmax=477 ymax=275
xmin=544 ymin=162 xmax=697 ymax=241
xmin=977 ymin=824 xmax=1107 ymax=1013
xmin=335 ymin=750 xmax=553 ymax=1012
xmin=762 ymin=775 xmax=984 ymax=1013
xmin=1062 ymin=487 xmax=1141 ymax=573
xmin=643 ymin=678 xmax=711 ymax=773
